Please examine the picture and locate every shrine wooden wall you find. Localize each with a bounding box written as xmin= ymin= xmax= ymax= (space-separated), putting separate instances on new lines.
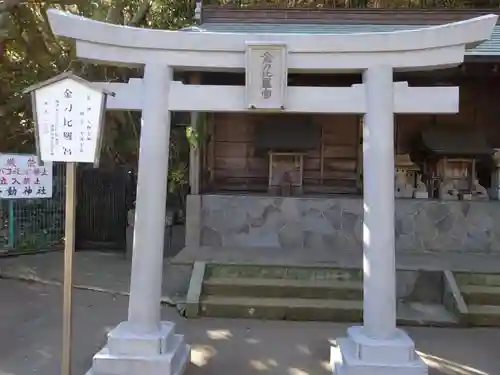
xmin=202 ymin=113 xmax=360 ymax=194
xmin=199 ymin=73 xmax=500 ymax=195
xmin=396 ymin=78 xmax=500 ymax=154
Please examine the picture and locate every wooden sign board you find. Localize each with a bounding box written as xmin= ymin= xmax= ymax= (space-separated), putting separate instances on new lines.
xmin=23 ymin=72 xmax=114 ymax=375
xmin=25 ymin=72 xmax=112 ymax=165
xmin=245 ymin=42 xmax=287 ymax=111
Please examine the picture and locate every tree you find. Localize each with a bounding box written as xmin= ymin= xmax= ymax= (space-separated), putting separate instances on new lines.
xmin=0 ymin=0 xmax=194 ymax=164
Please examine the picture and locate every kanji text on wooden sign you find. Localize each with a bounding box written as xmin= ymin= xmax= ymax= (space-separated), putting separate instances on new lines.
xmin=0 ymin=154 xmax=53 ymax=199
xmin=245 ymin=43 xmax=287 ymax=111
xmin=33 ymin=76 xmax=105 ymax=163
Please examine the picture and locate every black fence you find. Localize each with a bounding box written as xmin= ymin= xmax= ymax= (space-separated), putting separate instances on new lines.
xmin=75 ymin=166 xmax=136 ymax=251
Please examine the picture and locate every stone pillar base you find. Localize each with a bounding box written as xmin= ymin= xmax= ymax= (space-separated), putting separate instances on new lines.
xmin=85 ymin=321 xmax=190 ymax=375
xmin=489 ymin=187 xmax=500 ymax=200
xmin=331 ymin=326 xmax=427 ymax=375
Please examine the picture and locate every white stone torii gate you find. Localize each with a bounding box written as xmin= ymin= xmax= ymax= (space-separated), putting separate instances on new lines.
xmin=46 ymin=9 xmax=496 ymax=375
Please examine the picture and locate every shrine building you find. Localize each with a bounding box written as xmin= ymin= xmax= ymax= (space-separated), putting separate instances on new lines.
xmin=173 ymin=4 xmax=500 ymax=328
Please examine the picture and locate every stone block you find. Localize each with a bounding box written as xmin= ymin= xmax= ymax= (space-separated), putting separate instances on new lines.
xmin=185 ymin=261 xmax=206 ymax=318
xmin=347 ymin=326 xmax=415 ymax=363
xmin=199 ymin=194 xmax=500 ymax=253
xmin=90 ymin=336 xmax=189 ymax=375
xmin=107 ymin=321 xmax=175 ymax=356
xmin=185 ymin=195 xmax=201 ymax=247
xmin=331 ymin=327 xmax=427 ymax=375
xmin=86 ymin=321 xmax=190 ymax=375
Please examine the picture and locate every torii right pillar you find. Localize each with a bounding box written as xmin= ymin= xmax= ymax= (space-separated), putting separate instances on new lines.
xmin=332 ymin=64 xmax=422 ymax=375
xmin=331 ymin=16 xmax=498 ymax=375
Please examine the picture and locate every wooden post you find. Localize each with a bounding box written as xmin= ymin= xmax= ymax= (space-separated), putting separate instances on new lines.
xmin=189 ymin=72 xmax=202 ymax=194
xmin=357 ymin=116 xmax=363 ymax=191
xmin=320 ymin=123 xmax=324 ymax=185
xmin=62 ymin=161 xmax=77 ymax=375
xmin=24 ymin=72 xmax=111 ymax=375
xmin=209 ymin=113 xmax=215 ymax=186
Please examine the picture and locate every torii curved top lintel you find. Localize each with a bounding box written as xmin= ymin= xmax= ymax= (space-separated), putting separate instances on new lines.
xmin=47 ymin=9 xmax=497 ymax=55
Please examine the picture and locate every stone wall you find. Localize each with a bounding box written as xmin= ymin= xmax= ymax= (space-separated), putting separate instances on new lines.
xmin=200 ymin=194 xmax=500 ymax=253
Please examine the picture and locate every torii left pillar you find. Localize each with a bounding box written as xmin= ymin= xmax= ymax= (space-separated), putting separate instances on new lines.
xmin=86 ymin=63 xmax=190 ymax=375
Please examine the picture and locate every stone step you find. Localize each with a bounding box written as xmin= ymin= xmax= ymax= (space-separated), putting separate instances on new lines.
xmin=206 ymin=264 xmax=362 ymax=281
xmin=199 ymin=296 xmax=458 ymax=326
xmin=199 ymin=296 xmax=363 ymax=321
xmin=461 ymin=284 xmax=500 ymax=306
xmin=455 ymin=273 xmax=500 ymax=287
xmin=467 ymin=304 xmax=500 ymax=326
xmin=203 ymin=277 xmax=363 ymax=300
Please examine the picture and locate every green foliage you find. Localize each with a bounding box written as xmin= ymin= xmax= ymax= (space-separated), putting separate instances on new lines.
xmin=169 ymin=127 xmax=190 ymax=194
xmin=0 ymin=0 xmax=194 ymax=156
xmin=0 ymin=0 xmax=196 ymax=204
xmin=211 ymin=0 xmax=500 ymax=8
xmin=167 ymin=126 xmax=190 ymax=221
xmin=185 ymin=112 xmax=208 ymax=150
xmin=14 ymin=199 xmax=65 ymax=250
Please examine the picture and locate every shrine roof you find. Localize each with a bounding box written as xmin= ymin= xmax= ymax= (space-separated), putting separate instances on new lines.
xmin=418 ymin=127 xmax=492 ymax=156
xmin=194 ymin=22 xmax=500 ymax=56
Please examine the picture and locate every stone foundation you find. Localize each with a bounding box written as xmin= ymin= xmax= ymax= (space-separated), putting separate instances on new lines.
xmin=199 ymin=194 xmax=500 ymax=253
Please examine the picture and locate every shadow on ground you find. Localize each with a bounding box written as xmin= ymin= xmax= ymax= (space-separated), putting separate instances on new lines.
xmin=180 ymin=318 xmax=498 ymax=375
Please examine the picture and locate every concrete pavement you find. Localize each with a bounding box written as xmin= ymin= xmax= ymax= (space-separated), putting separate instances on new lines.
xmin=0 ymin=251 xmax=192 ymax=304
xmin=0 ymin=252 xmax=499 ymax=375
xmin=0 ymin=277 xmax=498 ymax=375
